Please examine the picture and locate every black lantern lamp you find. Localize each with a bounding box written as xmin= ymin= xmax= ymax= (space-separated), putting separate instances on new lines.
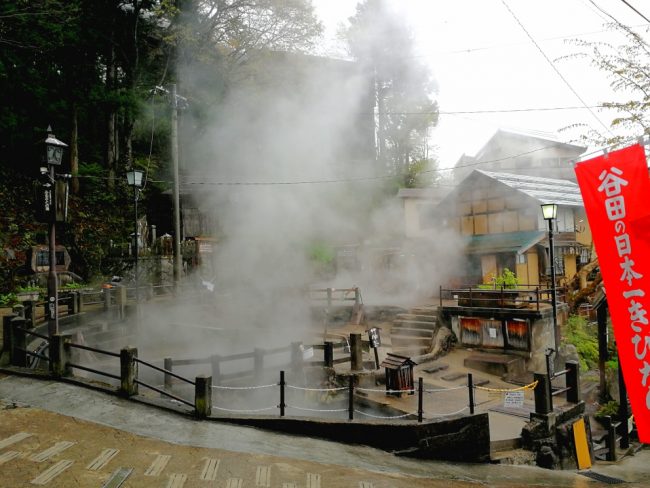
xmin=37 ymin=126 xmax=68 ymax=337
xmin=541 ymin=203 xmax=559 ymax=352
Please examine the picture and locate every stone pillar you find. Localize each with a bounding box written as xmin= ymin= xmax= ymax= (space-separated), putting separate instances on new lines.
xmin=195 ymin=375 xmax=212 ymax=418
xmin=103 ymin=287 xmax=112 ymax=311
xmin=50 ymin=333 xmax=73 ymax=377
xmin=120 ymin=346 xmax=138 ymax=397
xmin=534 ymin=372 xmax=552 ymax=415
xmin=324 ymin=341 xmax=334 ymax=368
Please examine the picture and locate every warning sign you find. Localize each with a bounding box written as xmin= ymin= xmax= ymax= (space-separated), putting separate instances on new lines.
xmin=503 ymin=390 xmax=524 ymax=409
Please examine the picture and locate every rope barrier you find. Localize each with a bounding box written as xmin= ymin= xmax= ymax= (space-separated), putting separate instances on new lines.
xmin=424 ymin=385 xmax=466 ymax=393
xmin=474 ymin=380 xmax=538 ymax=393
xmin=286 ymin=385 xmax=348 ymax=392
xmin=211 ymin=405 xmax=277 ymax=413
xmin=424 ymin=406 xmax=469 ymax=417
xmin=354 ymin=410 xmax=414 ymax=419
xmin=286 ymin=404 xmax=349 ymax=413
xmin=356 ymin=387 xmax=415 ymax=394
xmin=212 ymin=383 xmax=277 ymax=390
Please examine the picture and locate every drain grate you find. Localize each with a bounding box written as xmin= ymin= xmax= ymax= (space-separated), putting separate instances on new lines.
xmin=580 ymin=471 xmax=627 ymax=484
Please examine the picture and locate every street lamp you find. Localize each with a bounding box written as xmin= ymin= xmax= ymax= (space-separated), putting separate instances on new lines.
xmin=38 ymin=126 xmax=68 ymax=337
xmin=541 ymin=203 xmax=559 ymax=352
xmin=126 ymin=169 xmax=144 ymax=315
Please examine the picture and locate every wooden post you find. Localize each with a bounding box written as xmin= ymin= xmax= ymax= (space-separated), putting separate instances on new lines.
xmin=50 ymin=333 xmax=72 ymax=377
xmin=194 ymin=375 xmax=212 ymax=418
xmin=604 ymin=416 xmax=617 ymax=461
xmin=618 ymin=357 xmax=630 ymax=449
xmin=115 ymin=286 xmax=126 ymax=320
xmin=534 ymin=372 xmax=552 ymax=415
xmin=164 ymin=357 xmax=173 ymax=389
xmin=467 ymin=373 xmax=475 ymax=415
xmin=324 ymin=341 xmax=333 ymax=368
xmin=78 ymin=291 xmax=85 ymax=313
xmin=280 ymin=370 xmax=286 ymax=417
xmin=565 ymin=361 xmax=580 ymax=403
xmin=119 ymin=346 xmax=138 ymax=397
xmin=348 ymin=375 xmax=354 ymax=420
xmin=1 ymin=314 xmax=15 ymax=366
xmin=350 ymin=333 xmax=362 ymax=371
xmin=418 ymin=377 xmax=423 ymax=423
xmin=10 ymin=316 xmax=27 ymax=367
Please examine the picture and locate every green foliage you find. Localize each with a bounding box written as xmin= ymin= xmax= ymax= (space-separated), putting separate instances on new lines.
xmin=596 ymin=400 xmax=620 ymax=419
xmin=0 ymin=293 xmax=18 ymax=307
xmin=563 ymin=315 xmax=599 ymax=372
xmin=478 ymin=268 xmax=519 ymax=289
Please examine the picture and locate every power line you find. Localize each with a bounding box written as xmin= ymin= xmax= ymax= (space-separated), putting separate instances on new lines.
xmin=500 ymin=0 xmax=613 ymax=136
xmin=620 ymin=0 xmax=650 ymax=24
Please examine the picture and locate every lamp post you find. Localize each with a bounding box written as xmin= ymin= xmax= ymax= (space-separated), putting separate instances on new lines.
xmin=38 ymin=126 xmax=68 ymax=337
xmin=126 ymin=169 xmax=144 ymax=315
xmin=541 ymin=203 xmax=559 ymax=352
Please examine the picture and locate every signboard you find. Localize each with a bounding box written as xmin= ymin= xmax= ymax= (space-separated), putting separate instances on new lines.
xmin=368 ymin=327 xmax=381 ymax=348
xmin=503 ymin=390 xmax=524 ymax=409
xmin=575 ymin=143 xmax=650 ymax=443
xmin=302 ymin=346 xmax=314 ymax=360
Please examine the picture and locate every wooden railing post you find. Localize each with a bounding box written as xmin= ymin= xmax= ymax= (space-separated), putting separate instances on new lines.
xmin=10 ymin=316 xmax=27 ymax=367
xmin=566 ymin=361 xmax=580 ymax=403
xmin=164 ymin=357 xmax=173 ymax=389
xmin=50 ymin=333 xmax=72 ymax=377
xmin=1 ymin=314 xmax=15 ymax=366
xmin=418 ymin=377 xmax=424 ymax=422
xmin=350 ymin=333 xmax=362 ymax=371
xmin=119 ymin=346 xmax=138 ymax=397
xmin=324 ymin=341 xmax=333 ymax=368
xmin=103 ymin=287 xmax=112 ymax=311
xmin=534 ymin=372 xmax=552 ymax=414
xmin=468 ymin=373 xmax=475 ymax=414
xmin=194 ymin=375 xmax=212 ymax=418
xmin=348 ymin=375 xmax=354 ymax=420
xmin=280 ymin=370 xmax=286 ymax=417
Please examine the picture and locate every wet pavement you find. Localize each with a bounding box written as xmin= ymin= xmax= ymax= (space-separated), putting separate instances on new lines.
xmin=1 ymin=374 xmax=648 ymax=487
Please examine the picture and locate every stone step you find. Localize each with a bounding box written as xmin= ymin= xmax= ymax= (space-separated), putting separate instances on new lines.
xmin=392 ymin=320 xmax=437 ymax=330
xmin=395 ymin=313 xmax=437 ymax=323
xmin=389 ymin=326 xmax=433 ymax=338
xmin=409 ymin=307 xmax=438 ymax=316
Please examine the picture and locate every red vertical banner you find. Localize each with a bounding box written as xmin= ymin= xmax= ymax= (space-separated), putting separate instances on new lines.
xmin=575 ymin=143 xmax=650 ymax=443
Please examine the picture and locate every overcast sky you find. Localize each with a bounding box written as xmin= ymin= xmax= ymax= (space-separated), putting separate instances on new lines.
xmin=312 ymin=0 xmax=650 ymax=169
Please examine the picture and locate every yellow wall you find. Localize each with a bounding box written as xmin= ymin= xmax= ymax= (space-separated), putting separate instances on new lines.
xmin=515 ymin=251 xmax=539 ymax=286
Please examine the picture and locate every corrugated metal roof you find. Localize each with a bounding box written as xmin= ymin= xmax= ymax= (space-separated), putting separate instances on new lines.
xmin=465 ymin=231 xmax=546 ymax=255
xmin=380 ymin=353 xmax=417 ymax=369
xmin=476 ymin=170 xmax=583 ymax=206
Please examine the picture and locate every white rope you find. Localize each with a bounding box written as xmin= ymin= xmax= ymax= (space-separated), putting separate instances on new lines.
xmin=286 ymin=404 xmax=349 ymax=413
xmin=356 ymin=387 xmax=415 ymax=394
xmin=212 ymin=405 xmax=277 ymax=413
xmin=354 ymin=410 xmax=414 ymax=419
xmin=212 ymin=383 xmax=277 ymax=390
xmin=286 ymin=385 xmax=348 ymax=392
xmin=424 ymin=385 xmax=466 ymax=393
xmin=423 ymin=406 xmax=469 ymax=417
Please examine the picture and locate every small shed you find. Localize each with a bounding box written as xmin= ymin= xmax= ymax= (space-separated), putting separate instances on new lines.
xmin=380 ymin=353 xmax=417 ymax=396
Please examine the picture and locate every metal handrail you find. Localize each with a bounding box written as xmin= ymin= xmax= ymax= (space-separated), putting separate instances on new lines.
xmin=135 ymin=357 xmax=195 ymax=386
xmin=68 ymin=342 xmax=120 ymax=358
xmin=67 ymin=362 xmax=121 ymax=380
